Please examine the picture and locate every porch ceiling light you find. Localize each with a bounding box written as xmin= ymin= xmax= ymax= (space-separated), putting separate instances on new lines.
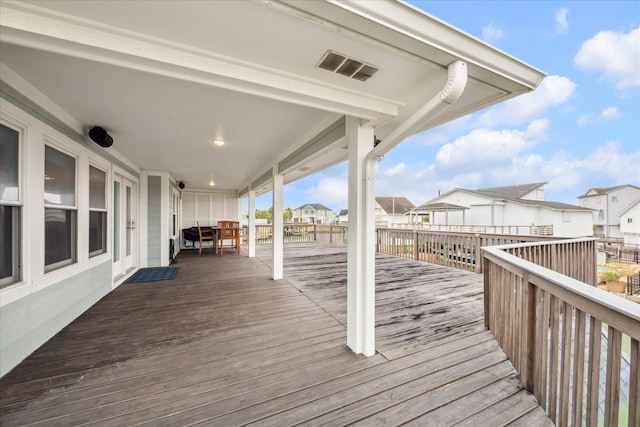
xmin=214 ymin=139 xmax=225 ymax=146
xmin=209 ymin=179 xmax=215 ymax=186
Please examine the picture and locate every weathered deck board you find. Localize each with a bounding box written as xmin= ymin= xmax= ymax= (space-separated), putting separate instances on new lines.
xmin=0 ymin=243 xmax=550 ymax=426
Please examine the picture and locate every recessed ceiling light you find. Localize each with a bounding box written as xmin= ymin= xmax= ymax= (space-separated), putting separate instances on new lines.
xmin=214 ymin=139 xmax=225 ymax=146
xmin=209 ymin=180 xmax=215 ymax=186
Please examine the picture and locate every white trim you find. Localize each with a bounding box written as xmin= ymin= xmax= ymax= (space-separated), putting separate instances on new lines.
xmin=272 ymin=173 xmax=284 ymax=280
xmin=0 ymin=1 xmax=400 ymax=123
xmin=346 ymin=116 xmax=376 ymax=356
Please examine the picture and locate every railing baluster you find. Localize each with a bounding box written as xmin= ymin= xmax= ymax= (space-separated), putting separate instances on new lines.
xmin=572 ymin=310 xmax=586 ymax=426
xmin=586 ymin=315 xmax=602 ymax=427
xmin=605 ymin=326 xmax=622 ymax=426
xmin=559 ymin=302 xmax=573 ymax=427
xmin=629 ymin=337 xmax=639 ymax=427
xmin=548 ymin=295 xmax=560 ymax=423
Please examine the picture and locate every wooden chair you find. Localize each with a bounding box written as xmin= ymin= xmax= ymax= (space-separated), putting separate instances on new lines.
xmin=196 ymin=222 xmax=216 ymax=255
xmin=218 ymin=220 xmax=240 ymax=255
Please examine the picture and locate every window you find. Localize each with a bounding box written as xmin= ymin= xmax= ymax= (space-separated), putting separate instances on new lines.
xmin=629 ymin=218 xmax=633 ymax=223
xmin=89 ymin=165 xmax=107 ymax=257
xmin=0 ymin=123 xmax=21 ymax=287
xmin=582 ymin=200 xmax=588 ymax=206
xmin=597 ymin=198 xmax=601 ymax=204
xmin=598 ymin=210 xmax=604 ymax=221
xmin=562 ymin=211 xmax=571 ymax=223
xmin=45 ymin=145 xmax=77 ymax=271
xmin=611 ymin=196 xmax=618 ymax=203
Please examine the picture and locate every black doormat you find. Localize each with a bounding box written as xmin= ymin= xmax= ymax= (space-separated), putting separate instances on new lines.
xmin=126 ymin=267 xmax=180 ymax=283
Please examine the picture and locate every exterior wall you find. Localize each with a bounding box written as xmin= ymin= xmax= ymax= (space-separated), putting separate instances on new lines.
xmin=579 ymin=186 xmax=640 ymax=238
xmin=292 ymin=206 xmax=335 ymax=224
xmin=0 ymin=72 xmax=144 ymax=377
xmin=147 ymin=175 xmax=162 ymax=267
xmin=180 ymin=191 xmax=239 ymax=249
xmin=1 ymin=260 xmax=112 ymax=377
xmin=620 ymin=200 xmax=640 ymax=247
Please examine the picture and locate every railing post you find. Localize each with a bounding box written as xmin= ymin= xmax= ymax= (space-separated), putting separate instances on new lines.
xmin=521 ymin=273 xmax=536 ymax=393
xmin=414 ymin=231 xmax=419 ymax=260
xmin=475 ymin=234 xmax=482 ymax=274
xmin=483 ymin=257 xmax=491 ymax=329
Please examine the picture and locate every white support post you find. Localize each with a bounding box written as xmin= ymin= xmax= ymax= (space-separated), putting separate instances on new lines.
xmin=248 ymin=189 xmax=256 ymax=258
xmin=272 ymin=173 xmax=284 ymax=280
xmin=346 ymin=116 xmax=376 ymax=356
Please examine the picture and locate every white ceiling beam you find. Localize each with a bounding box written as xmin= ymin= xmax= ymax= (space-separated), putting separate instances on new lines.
xmin=0 ymin=1 xmax=401 ymax=123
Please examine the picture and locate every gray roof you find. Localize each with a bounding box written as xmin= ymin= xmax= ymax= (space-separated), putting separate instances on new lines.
xmin=470 ymin=182 xmax=547 ymax=199
xmin=376 ymin=197 xmax=415 ymax=215
xmin=578 ymin=184 xmax=640 ymax=197
xmin=294 ymin=203 xmax=334 ymax=212
xmin=414 ymin=202 xmax=469 ymax=211
xmin=422 ymin=182 xmax=590 ymax=211
xmin=338 ymin=209 xmax=348 ymax=216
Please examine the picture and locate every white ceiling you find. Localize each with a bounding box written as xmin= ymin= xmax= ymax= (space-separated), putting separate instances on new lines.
xmin=0 ymin=0 xmax=544 ymax=194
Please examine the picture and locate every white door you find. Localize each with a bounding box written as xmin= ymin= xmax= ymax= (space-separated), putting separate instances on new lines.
xmin=113 ymin=174 xmax=138 ymax=280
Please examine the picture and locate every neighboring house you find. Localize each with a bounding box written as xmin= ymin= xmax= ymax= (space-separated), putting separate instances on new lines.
xmin=577 ymin=185 xmax=640 ymax=240
xmin=292 ymin=204 xmax=336 ymax=225
xmin=414 ymin=182 xmax=593 ymax=237
xmin=337 ymin=209 xmax=349 ymax=224
xmin=618 ymin=197 xmax=640 ymax=247
xmin=375 ymin=197 xmax=415 ymax=227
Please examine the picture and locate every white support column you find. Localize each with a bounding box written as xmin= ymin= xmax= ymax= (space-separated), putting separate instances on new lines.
xmin=346 ymin=116 xmax=376 ymax=356
xmin=248 ymin=189 xmax=256 ymax=258
xmin=272 ymin=173 xmax=284 ymax=280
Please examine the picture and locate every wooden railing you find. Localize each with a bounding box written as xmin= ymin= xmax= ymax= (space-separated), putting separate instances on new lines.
xmin=376 ymin=228 xmax=559 ymax=273
xmin=251 ymin=224 xmax=347 ymax=245
xmin=392 ymin=223 xmax=554 ymax=236
xmin=482 ymin=239 xmax=639 ymax=427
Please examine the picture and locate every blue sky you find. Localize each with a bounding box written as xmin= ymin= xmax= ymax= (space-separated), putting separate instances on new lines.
xmin=254 ymin=1 xmax=640 ymax=213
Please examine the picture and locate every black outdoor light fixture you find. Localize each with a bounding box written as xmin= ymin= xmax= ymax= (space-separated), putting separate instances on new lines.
xmin=89 ymin=126 xmax=113 ymax=148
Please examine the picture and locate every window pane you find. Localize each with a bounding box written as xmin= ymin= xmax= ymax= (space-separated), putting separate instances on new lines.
xmin=89 ymin=166 xmax=106 ymax=209
xmin=1 ymin=206 xmax=20 ymax=284
xmin=45 ymin=208 xmax=76 ymax=269
xmin=45 ymin=146 xmax=75 ymax=206
xmin=113 ymin=182 xmax=120 ymax=262
xmin=0 ymin=124 xmax=19 ymax=202
xmin=89 ymin=211 xmax=106 ymax=256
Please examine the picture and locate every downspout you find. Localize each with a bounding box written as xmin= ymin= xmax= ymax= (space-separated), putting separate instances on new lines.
xmin=363 ymin=60 xmax=468 ymax=219
xmin=369 ymin=61 xmax=468 ymax=160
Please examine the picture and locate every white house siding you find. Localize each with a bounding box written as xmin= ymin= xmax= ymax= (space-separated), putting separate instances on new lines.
xmin=426 ymin=188 xmax=592 ymax=237
xmin=619 ymin=199 xmax=640 ymax=247
xmin=579 ymin=186 xmax=640 ymax=239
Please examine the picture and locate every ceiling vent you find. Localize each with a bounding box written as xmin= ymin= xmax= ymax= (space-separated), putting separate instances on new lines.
xmin=317 ymin=50 xmax=379 ymax=82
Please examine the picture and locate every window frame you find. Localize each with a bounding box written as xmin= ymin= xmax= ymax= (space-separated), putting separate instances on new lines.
xmin=44 ymin=142 xmax=78 ymax=273
xmin=88 ymin=164 xmax=108 ymax=258
xmin=0 ymin=119 xmax=23 ymax=288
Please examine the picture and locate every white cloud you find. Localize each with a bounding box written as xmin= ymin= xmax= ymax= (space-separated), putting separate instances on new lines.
xmin=576 ymin=106 xmax=622 ymax=126
xmin=576 ymin=114 xmax=592 ymax=127
xmin=477 ymin=75 xmax=576 ymax=127
xmin=600 ymin=106 xmax=622 ymax=120
xmin=575 ymin=27 xmax=640 ymax=89
xmin=482 ymin=23 xmax=505 ymax=42
xmin=434 ymin=126 xmax=541 ymax=174
xmin=555 ymin=8 xmax=569 ymax=33
xmin=306 ymin=176 xmax=348 ymax=207
xmin=383 ymin=162 xmax=406 ymax=177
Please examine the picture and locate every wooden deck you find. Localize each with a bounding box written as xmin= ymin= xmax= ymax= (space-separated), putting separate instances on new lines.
xmin=0 ymin=243 xmax=552 ymax=426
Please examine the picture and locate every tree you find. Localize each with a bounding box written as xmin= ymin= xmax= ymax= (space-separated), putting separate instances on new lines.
xmin=255 ymin=207 xmax=293 ymax=224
